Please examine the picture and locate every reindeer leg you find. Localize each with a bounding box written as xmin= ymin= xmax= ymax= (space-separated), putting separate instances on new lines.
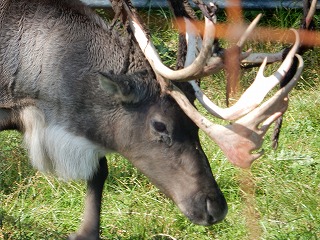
xmin=0 ymin=108 xmax=18 ymax=130
xmin=68 ymin=157 xmax=108 ymax=240
xmin=0 ymin=108 xmax=11 ymax=126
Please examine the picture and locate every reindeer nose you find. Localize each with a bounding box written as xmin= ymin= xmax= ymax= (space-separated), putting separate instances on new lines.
xmin=205 ymin=195 xmax=228 ymax=225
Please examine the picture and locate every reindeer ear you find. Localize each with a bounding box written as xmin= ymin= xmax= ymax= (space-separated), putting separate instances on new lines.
xmin=99 ymin=71 xmax=138 ymax=103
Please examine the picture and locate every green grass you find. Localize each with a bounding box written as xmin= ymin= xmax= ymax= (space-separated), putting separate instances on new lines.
xmin=1 ymin=8 xmax=320 ymax=240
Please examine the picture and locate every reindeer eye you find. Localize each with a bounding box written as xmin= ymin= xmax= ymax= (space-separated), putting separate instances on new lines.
xmin=153 ymin=121 xmax=167 ymax=133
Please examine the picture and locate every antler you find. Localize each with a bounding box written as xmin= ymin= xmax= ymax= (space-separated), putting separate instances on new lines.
xmin=185 ymin=18 xmax=300 ymax=120
xmin=122 ymin=1 xmax=304 ymax=168
xmin=167 ymin=53 xmax=303 ymax=168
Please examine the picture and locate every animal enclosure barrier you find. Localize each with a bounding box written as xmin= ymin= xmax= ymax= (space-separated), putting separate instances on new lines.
xmin=80 ymin=0 xmax=320 ymax=9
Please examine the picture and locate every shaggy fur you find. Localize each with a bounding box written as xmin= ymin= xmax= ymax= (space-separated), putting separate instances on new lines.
xmin=21 ymin=106 xmax=107 ymax=180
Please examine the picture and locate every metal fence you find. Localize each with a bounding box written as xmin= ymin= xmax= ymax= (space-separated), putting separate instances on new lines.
xmin=80 ymin=0 xmax=320 ymax=9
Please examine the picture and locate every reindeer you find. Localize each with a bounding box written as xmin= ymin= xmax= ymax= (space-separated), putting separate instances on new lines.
xmin=0 ymin=0 xmax=308 ymax=239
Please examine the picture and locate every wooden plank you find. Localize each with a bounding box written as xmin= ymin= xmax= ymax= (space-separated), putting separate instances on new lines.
xmin=80 ymin=0 xmax=320 ymax=9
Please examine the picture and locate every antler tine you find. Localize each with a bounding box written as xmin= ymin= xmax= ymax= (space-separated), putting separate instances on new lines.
xmin=237 ymin=13 xmax=262 ymax=48
xmin=305 ymin=0 xmax=317 ymax=29
xmin=191 ymin=29 xmax=300 ymax=121
xmin=242 ymin=50 xmax=285 ymax=64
